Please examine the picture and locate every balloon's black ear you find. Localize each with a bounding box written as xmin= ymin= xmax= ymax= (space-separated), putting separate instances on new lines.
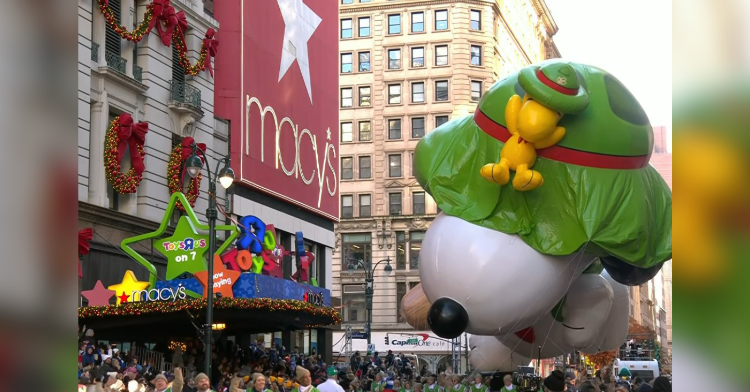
xmin=601 ymin=256 xmax=663 ymax=286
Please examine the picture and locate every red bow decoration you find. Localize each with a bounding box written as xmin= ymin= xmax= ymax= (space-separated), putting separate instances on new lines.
xmin=179 ymin=137 xmax=206 ymax=190
xmin=179 ymin=137 xmax=206 ymax=161
xmin=78 ymin=228 xmax=94 ymax=279
xmin=116 ymin=114 xmax=149 ymax=175
xmin=148 ymin=0 xmax=179 ymax=47
xmin=175 ymin=10 xmax=188 ymax=43
xmin=203 ymin=28 xmax=219 ymax=77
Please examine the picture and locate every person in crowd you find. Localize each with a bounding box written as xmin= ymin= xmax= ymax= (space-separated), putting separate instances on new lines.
xmin=564 ymin=373 xmax=578 ymax=392
xmin=469 ymin=375 xmax=486 ymax=392
xmin=499 ymin=374 xmax=515 ymax=392
xmin=577 ymin=381 xmax=599 ymax=392
xmin=400 ymin=379 xmax=413 ymax=392
xmin=318 ymin=366 xmax=346 ymax=392
xmin=381 ymin=379 xmax=397 ymax=392
xmin=650 ymin=376 xmax=670 ymax=392
xmin=447 ymin=375 xmax=464 ymax=392
xmin=291 ymin=366 xmax=320 ymax=392
xmin=423 ymin=374 xmax=442 ymax=392
xmin=543 ymin=370 xmax=566 ymax=392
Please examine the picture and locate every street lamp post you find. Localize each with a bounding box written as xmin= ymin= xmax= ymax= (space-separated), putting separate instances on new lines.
xmin=348 ymin=257 xmax=393 ymax=348
xmin=185 ymin=143 xmax=235 ymax=377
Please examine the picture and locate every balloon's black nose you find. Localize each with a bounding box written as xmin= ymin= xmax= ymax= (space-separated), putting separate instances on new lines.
xmin=427 ymin=297 xmax=469 ymax=339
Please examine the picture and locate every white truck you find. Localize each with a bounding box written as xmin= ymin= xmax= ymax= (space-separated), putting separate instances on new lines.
xmin=613 ymin=357 xmax=660 ymax=382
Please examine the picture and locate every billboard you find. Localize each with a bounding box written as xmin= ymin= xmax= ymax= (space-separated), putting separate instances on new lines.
xmin=332 ymin=331 xmax=456 ymax=353
xmin=215 ymin=0 xmax=339 ymax=221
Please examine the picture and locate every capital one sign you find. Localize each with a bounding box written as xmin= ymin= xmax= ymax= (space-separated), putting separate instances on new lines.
xmin=215 ymin=0 xmax=339 ymax=220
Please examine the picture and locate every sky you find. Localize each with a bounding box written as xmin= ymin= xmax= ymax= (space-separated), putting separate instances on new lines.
xmin=546 ymin=0 xmax=672 ymax=149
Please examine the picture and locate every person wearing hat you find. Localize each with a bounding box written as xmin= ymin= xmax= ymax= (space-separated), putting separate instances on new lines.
xmin=317 ymin=366 xmax=346 ymax=392
xmin=381 ymin=379 xmax=397 ymax=392
xmin=543 ymin=370 xmax=567 ymax=391
xmin=290 ymin=366 xmax=321 ymax=392
xmin=480 ymin=61 xmax=590 ymax=191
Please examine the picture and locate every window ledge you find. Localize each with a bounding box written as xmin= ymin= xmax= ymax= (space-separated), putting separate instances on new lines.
xmin=409 ymin=31 xmax=427 ymax=35
xmin=385 ymin=68 xmax=403 ymax=72
xmin=433 ymin=64 xmax=451 ymax=68
xmin=409 ymin=102 xmax=426 ymax=106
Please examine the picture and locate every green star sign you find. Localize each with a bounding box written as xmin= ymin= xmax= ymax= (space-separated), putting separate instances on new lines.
xmin=121 ymin=192 xmax=240 ymax=290
xmin=157 ymin=216 xmax=210 ymax=280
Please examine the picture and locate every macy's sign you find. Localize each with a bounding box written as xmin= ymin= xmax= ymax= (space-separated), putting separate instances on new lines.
xmin=245 ymin=96 xmax=337 ymax=209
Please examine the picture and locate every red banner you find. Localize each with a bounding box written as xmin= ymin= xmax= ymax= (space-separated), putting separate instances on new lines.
xmin=214 ymin=0 xmax=339 ymax=221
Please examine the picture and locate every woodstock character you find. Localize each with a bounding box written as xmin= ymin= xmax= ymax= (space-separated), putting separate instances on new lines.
xmin=480 ymin=62 xmax=589 ymax=190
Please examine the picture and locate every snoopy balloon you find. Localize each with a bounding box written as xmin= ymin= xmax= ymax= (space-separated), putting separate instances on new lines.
xmin=403 ymin=60 xmax=672 ymax=367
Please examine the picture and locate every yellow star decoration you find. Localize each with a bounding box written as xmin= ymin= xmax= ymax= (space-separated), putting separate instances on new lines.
xmin=108 ymin=270 xmax=150 ymax=305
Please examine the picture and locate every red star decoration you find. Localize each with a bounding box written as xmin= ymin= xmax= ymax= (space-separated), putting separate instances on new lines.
xmin=194 ymin=255 xmax=241 ymax=299
xmin=119 ymin=292 xmax=130 ymax=304
xmin=81 ymin=280 xmax=115 ymax=307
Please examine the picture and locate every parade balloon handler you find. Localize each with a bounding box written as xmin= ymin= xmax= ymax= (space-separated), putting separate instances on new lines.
xmin=411 ymin=59 xmax=672 ymax=340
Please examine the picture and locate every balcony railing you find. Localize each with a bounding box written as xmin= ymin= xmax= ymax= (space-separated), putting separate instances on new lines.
xmin=170 ymin=80 xmax=201 ymax=108
xmin=105 ymin=51 xmax=127 ymax=74
xmin=133 ymin=64 xmax=143 ymax=82
xmin=91 ymin=42 xmax=99 ymax=62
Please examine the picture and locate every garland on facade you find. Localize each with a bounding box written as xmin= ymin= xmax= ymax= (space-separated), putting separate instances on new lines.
xmin=97 ymin=0 xmax=218 ymax=78
xmin=78 ymin=297 xmax=343 ymax=326
xmin=104 ymin=114 xmax=149 ymax=194
xmin=98 ymin=0 xmax=154 ymax=42
xmin=167 ymin=137 xmax=204 ymax=211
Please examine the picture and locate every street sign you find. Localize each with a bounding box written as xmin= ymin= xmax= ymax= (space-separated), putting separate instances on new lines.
xmin=352 ymin=332 xmax=369 ymax=339
xmin=367 ymin=343 xmax=375 ymax=353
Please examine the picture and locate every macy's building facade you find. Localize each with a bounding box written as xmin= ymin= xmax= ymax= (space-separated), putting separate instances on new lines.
xmin=214 ymin=0 xmax=340 ymax=360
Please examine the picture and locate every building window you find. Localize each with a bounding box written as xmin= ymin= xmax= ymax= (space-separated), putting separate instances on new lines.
xmin=388 ymin=14 xmax=401 ymax=34
xmin=341 ymin=53 xmax=353 ymax=73
xmin=341 ymin=87 xmax=353 ymax=108
xmin=413 ymin=191 xmax=425 ymax=214
xmin=359 ymin=86 xmax=371 ymax=106
xmin=341 ymin=195 xmax=353 ymax=218
xmin=342 ymin=0 xmax=353 ymax=4
xmin=388 ymin=84 xmax=401 ymax=104
xmin=341 ymin=122 xmax=353 ymax=142
xmin=105 ymin=0 xmax=122 ymax=56
xmin=435 ymin=80 xmax=449 ymax=101
xmin=341 ymin=19 xmax=353 ymax=39
xmin=470 ymin=10 xmax=481 ymax=30
xmin=359 ymin=121 xmax=371 ymax=142
xmin=471 ymin=80 xmax=482 ymax=101
xmin=359 ymin=17 xmax=370 ymax=37
xmin=359 ymin=194 xmax=371 ymax=217
xmin=389 ymin=154 xmax=402 ymax=177
xmin=396 ymin=232 xmax=406 ymax=270
xmin=388 ymin=119 xmax=402 ymax=140
xmin=359 ymin=52 xmax=370 ymax=72
xmin=411 ymin=47 xmax=424 ymax=67
xmin=410 ymin=151 xmax=415 ymax=177
xmin=388 ymin=49 xmax=401 ymax=69
xmin=409 ymin=231 xmax=425 ymax=268
xmin=435 ymin=10 xmax=448 ymax=30
xmin=342 ymin=284 xmax=366 ymax=323
xmin=397 ymin=282 xmax=407 ymax=323
xmin=359 ymin=156 xmax=371 ymax=179
xmin=471 ymin=45 xmax=482 ymax=65
xmin=436 ymin=115 xmax=449 ymax=127
xmin=389 ymin=192 xmax=402 ymax=215
xmin=343 ymin=233 xmax=372 ymax=269
xmin=411 ymin=82 xmax=425 ymax=103
xmin=341 ymin=157 xmax=353 ymax=180
xmin=411 ymin=12 xmax=424 ymax=32
xmin=412 ymin=117 xmax=425 ymax=138
xmin=435 ymin=45 xmax=448 ymax=66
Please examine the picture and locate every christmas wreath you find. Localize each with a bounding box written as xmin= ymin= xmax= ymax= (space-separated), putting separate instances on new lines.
xmin=104 ymin=114 xmax=149 ymax=194
xmin=97 ymin=0 xmax=218 ymax=78
xmin=167 ymin=137 xmax=205 ymax=211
